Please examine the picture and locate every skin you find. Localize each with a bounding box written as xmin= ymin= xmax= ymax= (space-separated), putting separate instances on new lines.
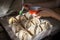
xmin=36 ymin=8 xmax=60 ymax=21
xmin=24 ymin=4 xmax=60 ymax=21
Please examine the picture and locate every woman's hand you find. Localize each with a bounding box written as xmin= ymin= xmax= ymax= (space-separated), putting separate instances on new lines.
xmin=36 ymin=8 xmax=60 ymax=21
xmin=36 ymin=8 xmax=56 ymax=18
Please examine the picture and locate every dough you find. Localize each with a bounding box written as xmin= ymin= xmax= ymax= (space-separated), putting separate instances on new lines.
xmin=9 ymin=12 xmax=53 ymax=40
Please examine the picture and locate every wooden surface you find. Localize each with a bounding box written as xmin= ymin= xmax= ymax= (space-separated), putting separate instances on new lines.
xmin=0 ymin=24 xmax=11 ymax=40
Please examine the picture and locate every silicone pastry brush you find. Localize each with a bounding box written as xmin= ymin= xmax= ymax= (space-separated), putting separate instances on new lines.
xmin=19 ymin=7 xmax=24 ymax=15
xmin=19 ymin=0 xmax=24 ymax=15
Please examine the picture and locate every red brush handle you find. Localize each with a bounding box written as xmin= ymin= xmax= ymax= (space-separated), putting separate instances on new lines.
xmin=29 ymin=10 xmax=37 ymax=15
xmin=29 ymin=10 xmax=42 ymax=15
